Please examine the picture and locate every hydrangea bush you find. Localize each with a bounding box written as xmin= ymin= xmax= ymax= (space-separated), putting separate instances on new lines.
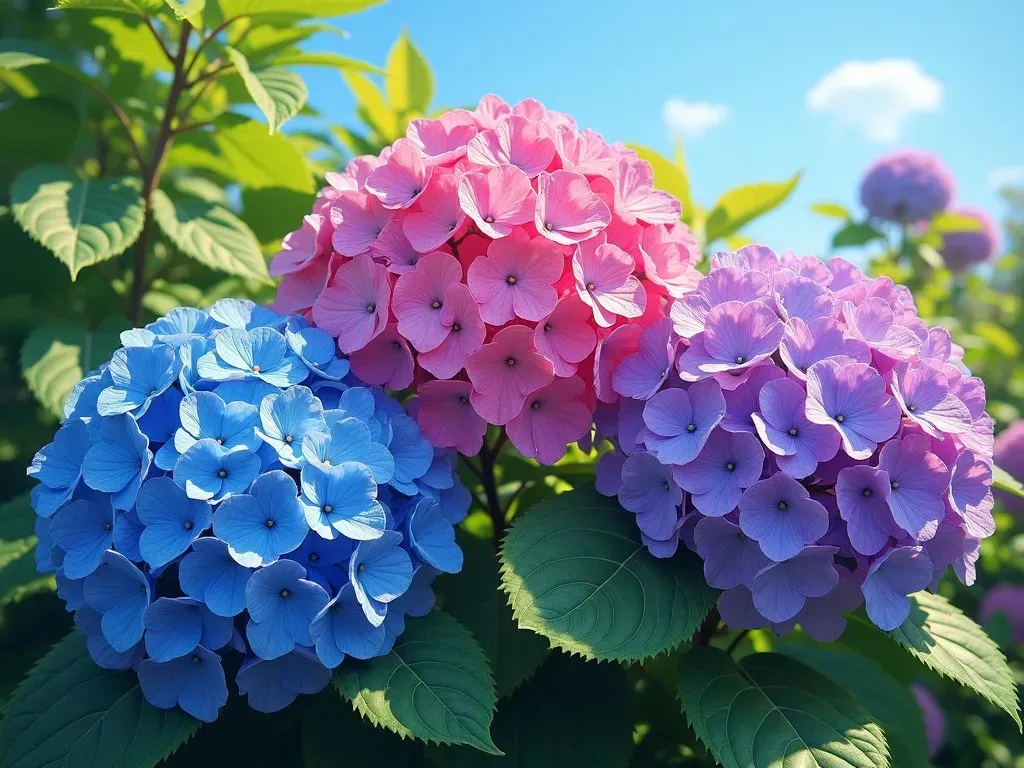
xmin=271 ymin=94 xmax=700 ymax=465
xmin=26 ymin=300 xmax=467 ymax=722
xmin=859 ymin=149 xmax=955 ymax=223
xmin=592 ymin=244 xmax=996 ymax=634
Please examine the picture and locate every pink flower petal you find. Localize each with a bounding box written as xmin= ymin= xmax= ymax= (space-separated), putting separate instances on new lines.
xmin=507 ymin=376 xmax=591 ymax=464
xmin=613 ymin=158 xmax=682 ymax=225
xmin=365 ymin=139 xmax=433 ymax=210
xmin=349 ymin=323 xmax=414 ymax=390
xmin=466 ymin=326 xmax=554 ymax=424
xmin=467 ymin=229 xmax=563 ymax=324
xmin=330 ymin=190 xmax=393 ymax=256
xmin=392 ymin=251 xmax=463 ymax=352
xmin=401 ymin=173 xmax=467 ymax=253
xmin=415 ymin=380 xmax=486 ymax=456
xmin=270 ymin=214 xmax=324 ymax=276
xmin=467 ymin=115 xmax=556 ymax=177
xmin=418 ymin=284 xmax=486 ymax=379
xmin=534 ymin=296 xmax=597 ymax=377
xmin=312 ymin=254 xmax=390 ymax=353
xmin=271 ymin=258 xmax=328 ymax=315
xmin=535 ymin=170 xmax=611 ymax=245
xmin=457 ymin=166 xmax=536 ymax=238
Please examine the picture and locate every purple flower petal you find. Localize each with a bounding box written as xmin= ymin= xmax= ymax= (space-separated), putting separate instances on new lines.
xmin=751 ymin=545 xmax=839 ymax=622
xmin=891 ymin=362 xmax=972 ymax=437
xmin=642 ymin=380 xmax=725 ymax=465
xmin=861 ymin=546 xmax=933 ymax=630
xmin=673 ymin=429 xmax=764 ymax=517
xmin=739 ymin=474 xmax=829 ymax=561
xmin=751 ymin=378 xmax=839 ymax=479
xmin=694 ymin=517 xmax=770 ymax=589
xmin=779 ymin=317 xmax=870 ymax=380
xmin=619 ymin=452 xmax=682 ymax=540
xmin=948 ymin=450 xmax=995 ymax=538
xmin=805 ymin=359 xmax=901 ymax=459
xmin=836 ymin=465 xmax=900 ymax=556
xmin=877 ymin=435 xmax=947 ymax=541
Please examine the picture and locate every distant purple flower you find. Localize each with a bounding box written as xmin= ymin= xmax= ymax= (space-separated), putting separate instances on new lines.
xmin=739 ymin=473 xmax=830 ymax=561
xmin=861 ymin=545 xmax=932 ymax=630
xmin=805 ymin=359 xmax=901 ymax=460
xmin=751 ymin=545 xmax=839 ymax=623
xmin=611 ymin=318 xmax=676 ymax=400
xmin=641 ymin=379 xmax=725 ymax=465
xmin=948 ymin=450 xmax=995 ymax=538
xmin=859 ymin=150 xmax=954 ymax=223
xmin=978 ymin=583 xmax=1024 ymax=644
xmin=993 ymin=420 xmax=1024 ymax=517
xmin=619 ymin=452 xmax=682 ymax=541
xmin=939 ymin=206 xmax=1000 ymax=272
xmin=778 ymin=317 xmax=870 ymax=380
xmin=693 ymin=517 xmax=769 ymax=589
xmin=910 ymin=683 xmax=946 ymax=758
xmin=677 ymin=301 xmax=783 ymax=381
xmin=673 ymin=429 xmax=764 ymax=517
xmin=836 ymin=465 xmax=901 ymax=556
xmin=877 ymin=435 xmax=948 ymax=541
xmin=751 ymin=378 xmax=840 ymax=479
xmin=890 ymin=362 xmax=972 ymax=437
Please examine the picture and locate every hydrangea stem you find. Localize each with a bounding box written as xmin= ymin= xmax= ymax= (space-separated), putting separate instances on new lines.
xmin=692 ymin=608 xmax=721 ymax=647
xmin=478 ymin=431 xmax=506 ymax=544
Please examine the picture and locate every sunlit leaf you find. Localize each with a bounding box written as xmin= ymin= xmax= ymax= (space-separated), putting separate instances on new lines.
xmin=704 ymin=172 xmax=801 ymax=243
xmin=832 ymin=221 xmax=886 ymax=250
xmin=215 ymin=0 xmax=383 ymax=18
xmin=811 ymin=201 xmax=852 ymax=220
xmin=627 ymin=143 xmax=691 ymax=222
xmin=993 ymin=464 xmax=1024 ymax=499
xmin=225 ymin=47 xmax=307 ymax=133
xmin=386 ymin=31 xmax=433 ymax=115
xmin=343 ymin=71 xmax=400 ymax=141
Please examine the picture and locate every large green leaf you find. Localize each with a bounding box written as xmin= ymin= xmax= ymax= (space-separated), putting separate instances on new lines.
xmin=225 ymin=47 xmax=307 ymax=134
xmin=678 ymin=647 xmax=890 ymax=768
xmin=91 ymin=17 xmax=170 ymax=74
xmin=215 ymin=0 xmax=383 ymax=18
xmin=832 ymin=222 xmax=886 ymax=250
xmin=21 ymin=318 xmax=126 ymax=419
xmin=779 ymin=644 xmax=929 ymax=768
xmin=152 ymin=190 xmax=269 ymax=281
xmin=0 ymin=633 xmax=199 ymax=768
xmin=386 ymin=31 xmax=433 ymax=115
xmin=10 ymin=166 xmax=145 ymax=279
xmin=993 ymin=464 xmax=1024 ymax=499
xmin=0 ymin=39 xmax=81 ymax=79
xmin=430 ymin=654 xmax=634 ymax=768
xmin=302 ymin=691 xmax=415 ymax=767
xmin=167 ymin=118 xmax=313 ymax=193
xmin=438 ymin=531 xmax=548 ymax=699
xmin=704 ymin=172 xmax=801 ymax=244
xmin=627 ymin=142 xmax=691 ymax=222
xmin=0 ymin=98 xmax=81 ymax=164
xmin=343 ymin=71 xmax=401 ymax=141
xmin=499 ymin=488 xmax=712 ymax=663
xmin=335 ymin=610 xmax=500 ymax=754
xmin=53 ymin=0 xmax=166 ymax=12
xmin=267 ymin=51 xmax=382 ymax=74
xmin=888 ymin=591 xmax=1021 ymax=730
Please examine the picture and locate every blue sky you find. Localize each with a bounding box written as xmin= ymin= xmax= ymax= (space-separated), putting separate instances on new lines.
xmin=302 ymin=0 xmax=1024 ymax=256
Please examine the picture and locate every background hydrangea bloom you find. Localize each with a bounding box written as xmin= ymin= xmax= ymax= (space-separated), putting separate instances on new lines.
xmin=27 ymin=303 xmax=467 ymax=723
xmin=595 ymin=244 xmax=998 ymax=636
xmin=938 ymin=205 xmax=1001 ymax=272
xmin=859 ymin=149 xmax=955 ymax=223
xmin=272 ymin=94 xmax=698 ymax=465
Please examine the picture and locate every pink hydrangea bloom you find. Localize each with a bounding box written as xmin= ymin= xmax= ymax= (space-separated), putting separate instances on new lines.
xmin=594 ymin=242 xmax=998 ymax=637
xmin=276 ymin=95 xmax=687 ymax=463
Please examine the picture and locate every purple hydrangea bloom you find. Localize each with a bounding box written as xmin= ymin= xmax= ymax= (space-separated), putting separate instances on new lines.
xmin=978 ymin=583 xmax=1024 ymax=645
xmin=26 ymin=306 xmax=467 ymax=722
xmin=599 ymin=242 xmax=999 ymax=637
xmin=611 ymin=318 xmax=677 ymax=400
xmin=939 ymin=206 xmax=1000 ymax=272
xmin=993 ymin=420 xmax=1024 ymax=518
xmin=859 ymin=150 xmax=954 ymax=223
xmin=910 ymin=683 xmax=946 ymax=758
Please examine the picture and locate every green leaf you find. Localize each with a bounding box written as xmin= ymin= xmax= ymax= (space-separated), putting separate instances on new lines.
xmin=812 ymin=201 xmax=852 ymax=220
xmin=993 ymin=464 xmax=1024 ymax=499
xmin=888 ymin=591 xmax=1021 ymax=730
xmin=266 ymin=51 xmax=381 ymax=74
xmin=499 ymin=488 xmax=712 ymax=663
xmin=343 ymin=71 xmax=400 ymax=141
xmin=167 ymin=118 xmax=313 ymax=193
xmin=0 ymin=39 xmax=94 ymax=87
xmin=386 ymin=31 xmax=433 ymax=115
xmin=335 ymin=610 xmax=500 ymax=754
xmin=215 ymin=0 xmax=384 ymax=18
xmin=677 ymin=647 xmax=890 ymax=768
xmin=302 ymin=691 xmax=415 ymax=767
xmin=52 ymin=0 xmax=166 ymax=11
xmin=91 ymin=17 xmax=170 ymax=74
xmin=0 ymin=98 xmax=81 ymax=164
xmin=832 ymin=222 xmax=886 ymax=250
xmin=917 ymin=243 xmax=945 ymax=269
xmin=10 ymin=166 xmax=145 ymax=280
xmin=0 ymin=632 xmax=199 ymax=768
xmin=627 ymin=143 xmax=690 ymax=222
xmin=164 ymin=0 xmax=205 ymax=22
xmin=240 ymin=186 xmax=316 ymax=249
xmin=930 ymin=211 xmax=984 ymax=234
xmin=438 ymin=531 xmax=549 ymax=699
xmin=225 ymin=47 xmax=307 ymax=134
xmin=21 ymin=318 xmax=125 ymax=419
xmin=704 ymin=172 xmax=801 ymax=243
xmin=152 ymin=190 xmax=269 ymax=281
xmin=973 ymin=320 xmax=1020 ymax=357
xmin=778 ymin=644 xmax=929 ymax=768
xmin=430 ymin=654 xmax=635 ymax=768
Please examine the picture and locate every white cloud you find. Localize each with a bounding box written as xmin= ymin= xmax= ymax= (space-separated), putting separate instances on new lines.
xmin=806 ymin=59 xmax=943 ymax=142
xmin=662 ymin=98 xmax=729 ymax=139
xmin=989 ymin=166 xmax=1024 ymax=191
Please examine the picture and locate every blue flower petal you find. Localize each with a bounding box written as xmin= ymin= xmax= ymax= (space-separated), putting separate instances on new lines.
xmin=57 ymin=569 xmax=85 ymax=610
xmin=175 ymin=391 xmax=261 ymax=456
xmin=173 ymin=438 xmax=260 ymax=503
xmin=209 ymin=299 xmax=285 ymax=330
xmin=75 ymin=607 xmax=144 ymax=670
xmin=236 ymin=648 xmax=330 ymax=713
xmin=350 ymin=530 xmax=413 ymax=626
xmin=35 ymin=515 xmax=57 ymax=572
xmin=437 ymin=484 xmax=472 ymax=525
xmin=138 ymin=645 xmax=228 ymax=722
xmin=214 ymin=379 xmax=279 ymax=407
xmin=112 ymin=508 xmax=144 ymax=561
xmin=407 ymin=499 xmax=463 ymax=574
xmin=286 ymin=327 xmax=350 ymax=381
xmin=179 ymin=538 xmax=253 ymax=617
xmin=136 ymin=476 xmax=212 ymax=567
xmin=256 ymin=385 xmax=325 ymax=468
xmin=388 ymin=415 xmax=433 ymax=493
xmin=302 ymin=417 xmax=395 ymax=485
xmin=49 ymin=498 xmax=114 ymax=579
xmin=299 ymin=462 xmax=386 ymax=541
xmin=214 ymin=470 xmax=307 ymax=567
xmin=81 ymin=414 xmax=151 ymax=510
xmin=146 ymin=307 xmax=222 ymax=347
xmin=143 ymin=597 xmax=205 ymax=661
xmin=137 ymin=387 xmax=183 ymax=444
xmin=245 ymin=560 xmax=329 ymax=660
xmin=178 ymin=338 xmax=215 ymax=392
xmin=120 ymin=328 xmax=157 ymax=347
xmin=97 ymin=345 xmax=180 ymax=417
xmin=27 ymin=419 xmax=90 ymax=513
xmin=64 ymin=370 xmax=109 ymax=423
xmin=83 ymin=550 xmax=151 ymax=652
xmin=310 ymin=584 xmax=386 ymax=668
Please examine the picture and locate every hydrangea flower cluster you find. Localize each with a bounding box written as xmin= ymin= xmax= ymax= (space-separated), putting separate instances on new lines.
xmin=994 ymin=419 xmax=1024 ymax=519
xmin=979 ymin=583 xmax=1024 ymax=645
xmin=859 ymin=149 xmax=955 ymax=223
xmin=595 ymin=245 xmax=997 ymax=637
xmin=271 ymin=94 xmax=698 ymax=463
xmin=938 ymin=205 xmax=1001 ymax=271
xmin=27 ymin=301 xmax=468 ymax=723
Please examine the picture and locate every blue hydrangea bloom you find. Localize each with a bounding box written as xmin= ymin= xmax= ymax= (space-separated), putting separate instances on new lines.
xmin=26 ymin=305 xmax=465 ymax=721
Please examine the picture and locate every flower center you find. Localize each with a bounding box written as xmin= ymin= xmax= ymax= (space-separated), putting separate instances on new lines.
xmin=663 ymin=481 xmax=671 ymax=492
xmin=451 ymin=323 xmax=461 ymax=332
xmin=459 ymin=395 xmax=469 ymax=404
xmin=448 ymin=221 xmax=457 ymax=231
xmin=505 ymin=357 xmax=516 ymax=367
xmin=265 ymin=519 xmax=276 ymax=528
xmin=309 ymin=552 xmax=319 ymax=562
xmin=506 ymin=275 xmax=517 ymax=285
xmin=280 ymin=589 xmax=290 ymax=598
xmin=835 ymin=414 xmax=845 ymax=423
xmin=891 ymin=481 xmax=900 ymax=490
xmin=908 ymin=404 xmax=917 ymax=412
xmin=686 ymin=424 xmax=696 ymax=433
xmin=530 ymin=400 xmax=542 ymax=410
xmin=323 ymin=504 xmax=333 ymax=513
xmin=358 ymin=563 xmax=366 ymax=572
xmin=366 ymin=304 xmax=376 ymax=313
xmin=788 ymin=428 xmax=798 ymax=436
xmin=586 ymin=281 xmax=596 ymax=291
xmin=431 ymin=300 xmax=442 ymax=309
xmin=543 ymin=323 xmax=552 ymax=332
xmin=544 ymin=222 xmax=553 ymax=231
xmin=217 ymin=437 xmax=225 ymax=445
xmin=217 ymin=469 xmax=227 ymax=478
xmin=392 ymin=340 xmax=401 ymax=350
xmin=484 ymin=215 xmax=494 ymax=223
xmin=735 ymin=355 xmax=745 ymax=364
xmin=862 ymin=489 xmax=872 ymax=497
xmin=192 ymin=654 xmax=201 ymax=663
xmin=183 ymin=521 xmax=193 ymax=531
xmin=725 ymin=462 xmax=735 ymax=472
xmin=411 ymin=187 xmax=421 ymax=196
xmin=252 ymin=365 xmax=261 ymax=373
xmin=104 ymin=522 xmax=112 ymax=532
xmin=777 ymin=501 xmax=788 ymax=511
xmin=284 ymin=434 xmax=293 ymax=444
